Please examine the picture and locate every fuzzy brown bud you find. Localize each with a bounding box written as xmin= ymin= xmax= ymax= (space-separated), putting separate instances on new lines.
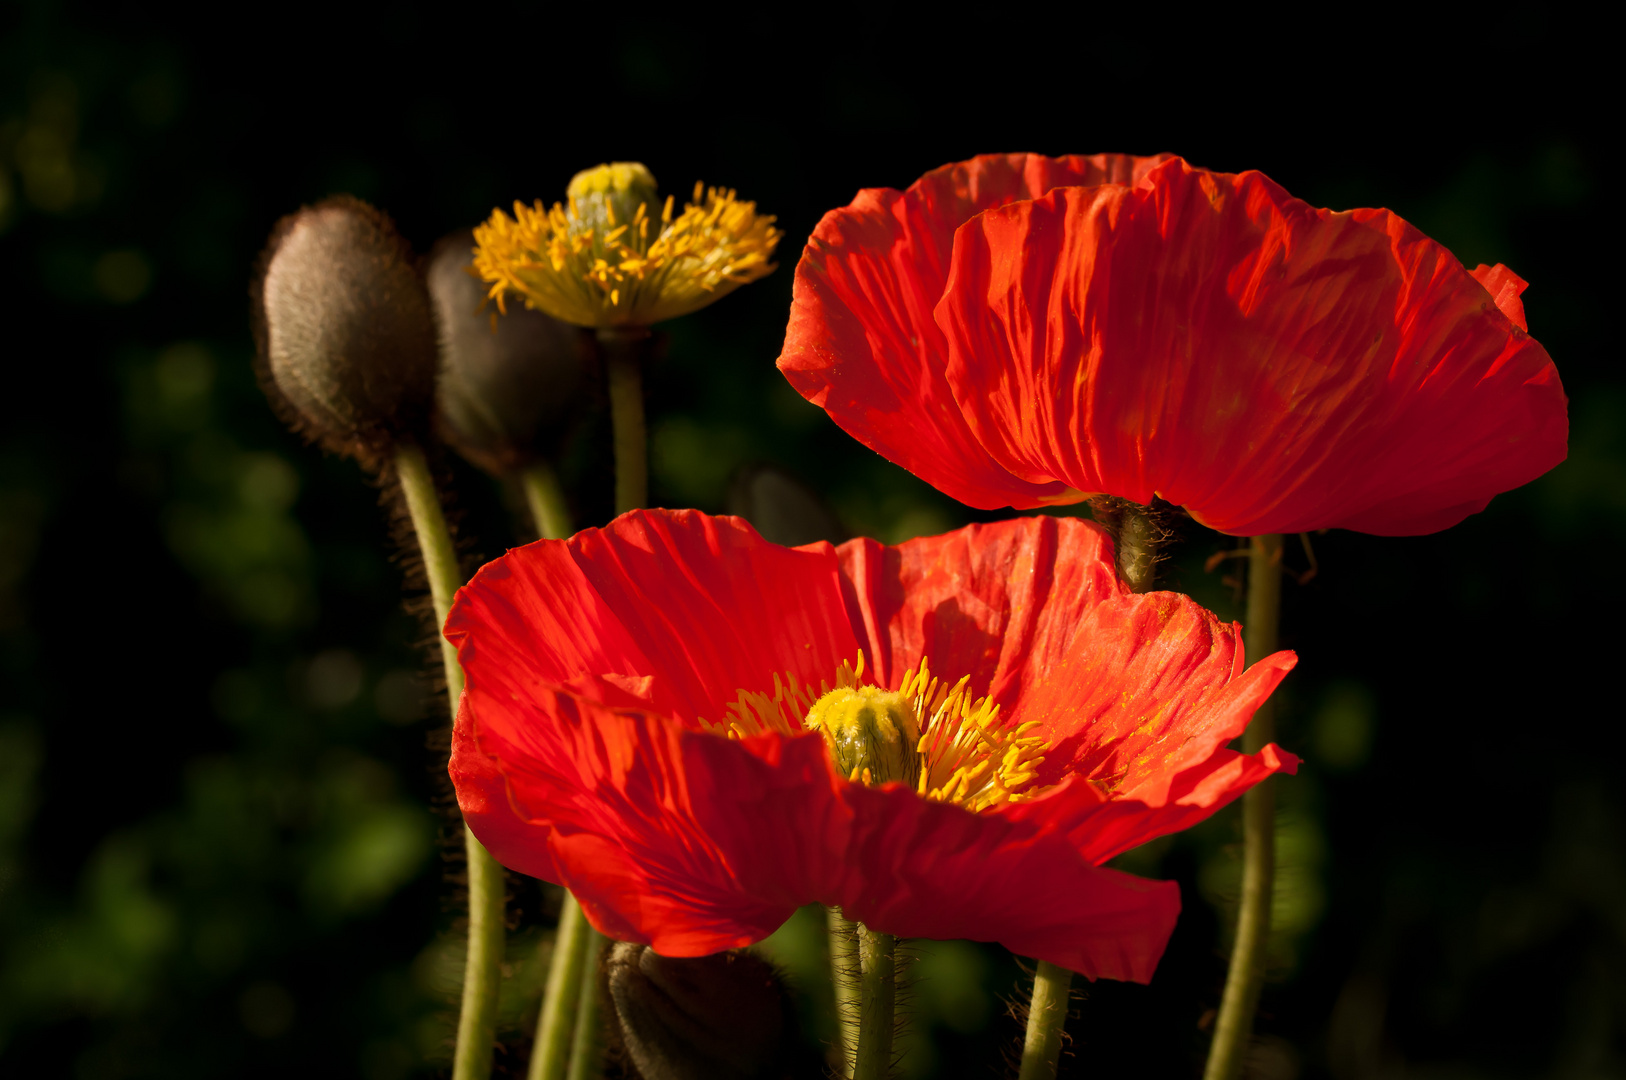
xmin=252 ymin=196 xmax=437 ymax=465
xmin=427 ymin=230 xmax=592 ymax=475
xmin=605 ymin=943 xmax=798 ymax=1080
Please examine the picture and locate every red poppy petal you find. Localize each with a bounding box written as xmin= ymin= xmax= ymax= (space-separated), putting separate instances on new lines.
xmin=833 ymin=782 xmax=1179 ymax=982
xmin=1008 ymin=745 xmax=1297 ymax=865
xmin=1011 ymin=597 xmax=1296 ymax=800
xmin=837 ymin=515 xmax=1294 ymax=795
xmin=449 ymin=693 xmax=559 ymax=883
xmin=461 ymin=681 xmax=860 ymax=954
xmin=779 ymin=153 xmax=1172 ymax=510
xmin=445 ymin=509 xmax=859 ymax=726
xmin=834 ymin=515 xmax=1122 ymax=702
xmin=937 ymin=160 xmax=1568 ymax=535
xmin=1471 ymin=262 xmax=1529 ymax=330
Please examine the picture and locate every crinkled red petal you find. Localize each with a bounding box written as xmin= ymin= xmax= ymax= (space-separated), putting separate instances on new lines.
xmin=833 ymin=514 xmax=1123 ymax=698
xmin=832 ymin=781 xmax=1180 ymax=981
xmin=1471 ymin=262 xmax=1529 ymax=330
xmin=937 ymin=159 xmax=1568 ymax=535
xmin=835 ymin=514 xmax=1295 ymax=799
xmin=778 ymin=152 xmax=1172 ymax=509
xmin=444 ymin=509 xmax=858 ymax=727
xmin=450 ymin=693 xmax=559 ymax=883
xmin=1006 ymin=744 xmax=1298 ymax=866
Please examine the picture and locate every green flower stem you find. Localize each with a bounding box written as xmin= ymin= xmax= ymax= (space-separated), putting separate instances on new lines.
xmin=1204 ymin=533 xmax=1283 ymax=1080
xmin=854 ymin=923 xmax=897 ymax=1080
xmin=394 ymin=442 xmax=504 ymax=1080
xmin=521 ymin=459 xmax=573 ymax=541
xmin=528 ymin=896 xmax=589 ymax=1080
xmin=827 ymin=906 xmax=861 ymax=1078
xmin=1018 ymin=961 xmax=1074 ymax=1080
xmin=599 ymin=328 xmax=649 ymax=514
xmin=563 ymin=927 xmax=607 ymax=1080
xmin=517 ymin=461 xmax=587 ymax=1080
xmin=394 ymin=443 xmax=463 ymax=707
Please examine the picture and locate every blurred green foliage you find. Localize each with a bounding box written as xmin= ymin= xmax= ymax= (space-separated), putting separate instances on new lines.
xmin=1 ymin=3 xmax=1622 ymax=1078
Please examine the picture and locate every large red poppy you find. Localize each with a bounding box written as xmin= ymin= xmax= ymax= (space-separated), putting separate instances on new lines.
xmin=446 ymin=509 xmax=1296 ymax=982
xmin=780 ymin=154 xmax=1567 ymax=536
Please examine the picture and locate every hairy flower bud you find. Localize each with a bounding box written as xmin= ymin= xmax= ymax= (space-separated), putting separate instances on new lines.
xmin=427 ymin=230 xmax=593 ymax=474
xmin=252 ymin=196 xmax=437 ymax=465
xmin=605 ymin=943 xmax=798 ymax=1080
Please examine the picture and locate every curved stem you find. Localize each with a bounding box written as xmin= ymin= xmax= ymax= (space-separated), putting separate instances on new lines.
xmin=1204 ymin=533 xmax=1282 ymax=1080
xmin=528 ymin=895 xmax=589 ymax=1080
xmin=394 ymin=443 xmax=464 ymax=707
xmin=521 ymin=460 xmax=573 ymax=541
xmin=854 ymin=924 xmax=896 ymax=1080
xmin=563 ymin=927 xmax=607 ymax=1080
xmin=394 ymin=443 xmax=504 ymax=1080
xmin=515 ymin=464 xmax=588 ymax=1080
xmin=827 ymin=906 xmax=861 ymax=1078
xmin=599 ymin=328 xmax=649 ymax=515
xmin=1018 ymin=961 xmax=1073 ymax=1080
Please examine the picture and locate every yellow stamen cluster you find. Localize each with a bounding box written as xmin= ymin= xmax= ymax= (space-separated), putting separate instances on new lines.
xmin=471 ymin=162 xmax=781 ymax=329
xmin=702 ymin=653 xmax=1052 ymax=814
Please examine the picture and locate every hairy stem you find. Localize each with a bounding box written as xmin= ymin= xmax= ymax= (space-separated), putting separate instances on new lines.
xmin=516 ymin=457 xmax=589 ymax=1080
xmin=528 ymin=896 xmax=589 ymax=1080
xmin=599 ymin=328 xmax=649 ymax=515
xmin=1204 ymin=533 xmax=1282 ymax=1080
xmin=828 ymin=906 xmax=861 ymax=1078
xmin=521 ymin=459 xmax=573 ymax=541
xmin=394 ymin=443 xmax=504 ymax=1080
xmin=563 ymin=927 xmax=607 ymax=1080
xmin=394 ymin=443 xmax=463 ymax=707
xmin=1018 ymin=961 xmax=1073 ymax=1080
xmin=1090 ymin=495 xmax=1169 ymax=593
xmin=854 ymin=924 xmax=897 ymax=1080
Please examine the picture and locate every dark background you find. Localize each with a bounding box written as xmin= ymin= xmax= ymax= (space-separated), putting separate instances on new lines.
xmin=1 ymin=3 xmax=1620 ymax=1077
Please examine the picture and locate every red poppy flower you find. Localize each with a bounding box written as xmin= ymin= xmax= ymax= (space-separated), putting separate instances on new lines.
xmin=446 ymin=509 xmax=1296 ymax=982
xmin=780 ymin=155 xmax=1567 ymax=536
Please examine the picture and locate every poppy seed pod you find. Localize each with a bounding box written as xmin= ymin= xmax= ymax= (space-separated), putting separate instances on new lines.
xmin=604 ymin=943 xmax=798 ymax=1080
xmin=252 ymin=196 xmax=438 ymax=465
xmin=427 ymin=230 xmax=593 ymax=475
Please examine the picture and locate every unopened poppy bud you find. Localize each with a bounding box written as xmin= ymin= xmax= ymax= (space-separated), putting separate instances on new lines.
xmin=427 ymin=230 xmax=592 ymax=474
xmin=804 ymin=685 xmax=921 ymax=787
xmin=605 ymin=943 xmax=794 ymax=1080
xmin=252 ymin=196 xmax=437 ymax=465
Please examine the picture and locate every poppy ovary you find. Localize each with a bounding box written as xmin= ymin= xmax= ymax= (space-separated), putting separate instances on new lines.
xmin=804 ymin=684 xmax=923 ymax=788
xmin=566 ymin=162 xmax=662 ymax=241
